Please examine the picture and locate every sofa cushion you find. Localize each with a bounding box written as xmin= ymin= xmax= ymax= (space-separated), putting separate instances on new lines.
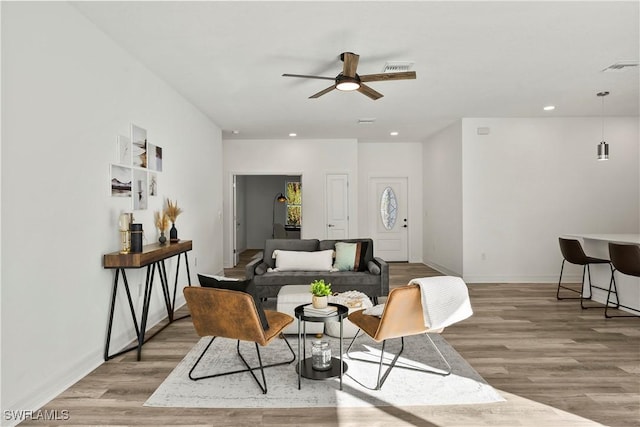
xmin=319 ymin=238 xmax=374 ymax=266
xmin=254 ymin=270 xmax=380 ymax=286
xmin=197 ymin=274 xmax=269 ymax=330
xmin=334 ymin=241 xmax=369 ymax=272
xmin=263 ymin=239 xmax=319 ymax=268
xmin=272 ymin=249 xmax=334 ymax=272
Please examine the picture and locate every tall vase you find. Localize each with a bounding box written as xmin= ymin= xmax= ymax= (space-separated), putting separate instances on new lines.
xmin=169 ymin=223 xmax=178 ymax=242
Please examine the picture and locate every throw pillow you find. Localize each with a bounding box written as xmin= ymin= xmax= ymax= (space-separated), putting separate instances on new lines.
xmin=333 ymin=242 xmax=357 ymax=271
xmin=272 ymin=249 xmax=334 ymax=271
xmin=367 ymin=260 xmax=381 ymax=275
xmin=334 ymin=241 xmax=369 ymax=272
xmin=355 ymin=241 xmax=369 ymax=271
xmin=197 ymin=274 xmax=269 ymax=330
xmin=255 ymin=262 xmax=268 ymax=276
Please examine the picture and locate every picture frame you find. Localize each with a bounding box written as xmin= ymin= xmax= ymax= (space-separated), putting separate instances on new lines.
xmin=149 ymin=172 xmax=158 ymax=196
xmin=117 ymin=135 xmax=131 ymax=166
xmin=147 ymin=143 xmax=163 ymax=171
xmin=132 ymin=169 xmax=148 ymax=210
xmin=131 ymin=124 xmax=147 ymax=168
xmin=110 ymin=164 xmax=132 ymax=197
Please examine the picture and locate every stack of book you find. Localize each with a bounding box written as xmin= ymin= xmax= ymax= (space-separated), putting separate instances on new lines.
xmin=303 ymin=304 xmax=337 ymax=317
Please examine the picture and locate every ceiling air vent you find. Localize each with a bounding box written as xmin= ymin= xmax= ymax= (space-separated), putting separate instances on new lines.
xmin=358 ymin=118 xmax=376 ymax=125
xmin=602 ymin=61 xmax=639 ymax=72
xmin=382 ymin=61 xmax=414 ymax=73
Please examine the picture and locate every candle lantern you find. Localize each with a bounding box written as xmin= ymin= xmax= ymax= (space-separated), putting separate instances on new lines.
xmin=118 ymin=213 xmax=133 ymax=254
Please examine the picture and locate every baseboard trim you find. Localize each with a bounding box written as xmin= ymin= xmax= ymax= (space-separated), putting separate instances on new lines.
xmin=461 ymin=274 xmax=576 ymax=284
xmin=422 ymin=260 xmax=460 ymax=277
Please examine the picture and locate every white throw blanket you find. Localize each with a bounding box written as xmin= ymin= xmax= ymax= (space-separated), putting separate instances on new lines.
xmin=409 ymin=276 xmax=473 ymax=330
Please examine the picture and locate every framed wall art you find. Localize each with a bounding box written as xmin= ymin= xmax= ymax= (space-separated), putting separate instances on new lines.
xmin=147 ymin=143 xmax=163 ymax=171
xmin=110 ymin=164 xmax=132 ymax=197
xmin=131 ymin=124 xmax=147 ymax=168
xmin=132 ymin=169 xmax=148 ymax=210
xmin=117 ymin=135 xmax=131 ymax=166
xmin=149 ymin=172 xmax=158 ymax=196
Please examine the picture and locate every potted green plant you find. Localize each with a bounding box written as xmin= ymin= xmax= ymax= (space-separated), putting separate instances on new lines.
xmin=310 ymin=279 xmax=332 ymax=309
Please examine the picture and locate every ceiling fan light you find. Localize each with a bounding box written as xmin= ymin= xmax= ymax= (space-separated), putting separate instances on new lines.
xmin=336 ymin=81 xmax=360 ymax=91
xmin=335 ymin=74 xmax=360 ymax=91
xmin=597 ymin=141 xmax=609 ymax=161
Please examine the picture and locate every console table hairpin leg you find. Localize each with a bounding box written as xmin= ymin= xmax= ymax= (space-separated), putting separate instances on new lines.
xmin=171 ymin=252 xmax=192 ymax=322
xmin=103 ymin=242 xmax=192 ymax=361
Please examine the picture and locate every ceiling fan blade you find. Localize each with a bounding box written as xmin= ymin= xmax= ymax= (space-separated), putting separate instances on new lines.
xmin=360 ymin=71 xmax=417 ymax=82
xmin=282 ymin=73 xmax=335 ymax=81
xmin=358 ymin=84 xmax=384 ymax=100
xmin=309 ymin=85 xmax=336 ymax=99
xmin=342 ymin=52 xmax=360 ymax=78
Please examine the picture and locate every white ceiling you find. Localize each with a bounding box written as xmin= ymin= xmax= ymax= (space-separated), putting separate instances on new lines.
xmin=72 ymin=1 xmax=639 ymax=142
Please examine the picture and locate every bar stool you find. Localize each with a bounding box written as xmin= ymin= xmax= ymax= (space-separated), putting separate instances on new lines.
xmin=606 ymin=243 xmax=640 ymax=318
xmin=556 ymin=237 xmax=615 ymax=309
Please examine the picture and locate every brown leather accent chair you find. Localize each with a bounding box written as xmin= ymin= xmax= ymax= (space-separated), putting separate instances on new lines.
xmin=345 ymin=284 xmax=453 ymax=390
xmin=606 ymin=243 xmax=640 ymax=318
xmin=556 ymin=237 xmax=615 ymax=309
xmin=183 ymin=286 xmax=295 ymax=394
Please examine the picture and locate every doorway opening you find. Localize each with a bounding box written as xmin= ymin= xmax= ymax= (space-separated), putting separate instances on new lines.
xmin=233 ymin=174 xmax=302 ymax=266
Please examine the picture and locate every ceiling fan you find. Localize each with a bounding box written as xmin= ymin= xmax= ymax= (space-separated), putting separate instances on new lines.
xmin=282 ymin=52 xmax=416 ymax=100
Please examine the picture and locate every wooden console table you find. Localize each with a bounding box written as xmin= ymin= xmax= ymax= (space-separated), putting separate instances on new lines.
xmin=103 ymin=240 xmax=192 ymax=361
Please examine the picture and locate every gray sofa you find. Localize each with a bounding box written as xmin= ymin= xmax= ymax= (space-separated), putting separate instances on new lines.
xmin=245 ymin=238 xmax=389 ymax=302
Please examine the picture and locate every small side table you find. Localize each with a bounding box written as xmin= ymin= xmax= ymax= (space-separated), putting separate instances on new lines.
xmin=294 ymin=303 xmax=349 ymax=390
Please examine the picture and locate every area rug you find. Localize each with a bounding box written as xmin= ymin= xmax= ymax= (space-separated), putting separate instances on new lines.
xmin=145 ymin=333 xmax=504 ymax=408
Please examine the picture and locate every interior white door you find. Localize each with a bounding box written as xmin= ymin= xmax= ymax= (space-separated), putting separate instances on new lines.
xmin=325 ymin=174 xmax=349 ymax=239
xmin=369 ymin=177 xmax=408 ymax=262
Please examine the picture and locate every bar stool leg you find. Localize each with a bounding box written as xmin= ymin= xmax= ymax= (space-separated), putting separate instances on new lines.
xmin=557 ymin=260 xmax=583 ymax=300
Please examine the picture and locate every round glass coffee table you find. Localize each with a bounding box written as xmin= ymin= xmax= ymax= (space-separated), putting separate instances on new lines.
xmin=294 ymin=303 xmax=349 ymax=390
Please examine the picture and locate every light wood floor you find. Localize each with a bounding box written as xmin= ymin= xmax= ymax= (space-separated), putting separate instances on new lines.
xmin=23 ymin=250 xmax=639 ymax=426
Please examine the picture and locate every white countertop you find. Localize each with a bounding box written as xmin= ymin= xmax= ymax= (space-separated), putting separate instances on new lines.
xmin=563 ymin=233 xmax=640 ymax=244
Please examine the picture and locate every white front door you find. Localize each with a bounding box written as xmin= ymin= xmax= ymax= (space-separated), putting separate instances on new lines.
xmin=369 ymin=177 xmax=408 ymax=262
xmin=325 ymin=174 xmax=349 ymax=239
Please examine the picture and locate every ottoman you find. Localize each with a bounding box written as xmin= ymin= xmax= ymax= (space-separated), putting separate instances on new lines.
xmin=276 ymin=285 xmax=324 ymax=335
xmin=325 ymin=291 xmax=373 ymax=338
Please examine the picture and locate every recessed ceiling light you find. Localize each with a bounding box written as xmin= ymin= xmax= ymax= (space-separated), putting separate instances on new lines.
xmin=289 ymin=133 xmax=297 ymax=137
xmin=543 ymin=105 xmax=555 ymax=111
xmin=231 ymin=130 xmax=240 ymax=134
xmin=390 ymin=131 xmax=399 ymax=136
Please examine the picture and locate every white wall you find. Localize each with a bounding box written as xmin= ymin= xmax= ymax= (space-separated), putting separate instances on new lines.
xmin=223 ymin=139 xmax=358 ymax=267
xmin=422 ymin=122 xmax=464 ymax=275
xmin=461 ymin=117 xmax=639 ymax=282
xmin=1 ymin=2 xmax=222 ymax=418
xmin=358 ymin=142 xmax=424 ymax=263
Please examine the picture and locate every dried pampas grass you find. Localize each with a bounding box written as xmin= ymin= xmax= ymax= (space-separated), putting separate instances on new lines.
xmin=155 ymin=210 xmax=169 ymax=232
xmin=165 ymin=199 xmax=183 ymax=223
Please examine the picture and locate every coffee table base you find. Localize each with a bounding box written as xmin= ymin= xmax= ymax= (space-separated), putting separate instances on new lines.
xmin=297 ymin=357 xmax=348 ymax=380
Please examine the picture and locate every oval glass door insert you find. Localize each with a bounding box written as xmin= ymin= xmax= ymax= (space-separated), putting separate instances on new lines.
xmin=380 ymin=187 xmax=398 ymax=230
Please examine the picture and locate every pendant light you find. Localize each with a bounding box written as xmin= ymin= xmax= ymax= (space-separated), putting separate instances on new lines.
xmin=596 ymin=91 xmax=610 ymax=161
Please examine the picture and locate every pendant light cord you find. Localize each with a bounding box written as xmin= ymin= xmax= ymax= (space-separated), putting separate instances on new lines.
xmin=601 ymin=94 xmax=605 ymax=142
xmin=597 ymin=91 xmax=609 ymax=143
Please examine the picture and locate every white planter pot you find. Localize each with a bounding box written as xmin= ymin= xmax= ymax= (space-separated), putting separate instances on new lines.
xmin=312 ymin=295 xmax=328 ymax=309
